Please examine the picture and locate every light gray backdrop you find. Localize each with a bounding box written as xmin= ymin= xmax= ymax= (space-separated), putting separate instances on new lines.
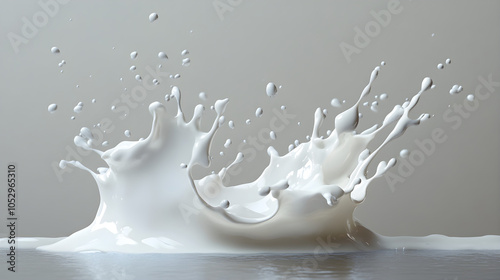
xmin=1 ymin=0 xmax=499 ymax=238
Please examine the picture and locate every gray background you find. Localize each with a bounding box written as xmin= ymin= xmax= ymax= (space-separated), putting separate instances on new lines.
xmin=1 ymin=0 xmax=499 ymax=238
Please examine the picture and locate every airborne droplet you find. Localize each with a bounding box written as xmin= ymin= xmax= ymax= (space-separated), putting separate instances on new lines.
xmin=266 ymin=82 xmax=277 ymax=97
xmin=48 ymin=103 xmax=58 ymax=113
xmin=149 ymin=13 xmax=158 ymax=22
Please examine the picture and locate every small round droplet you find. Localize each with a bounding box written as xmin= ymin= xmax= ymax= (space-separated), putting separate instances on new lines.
xmin=73 ymin=102 xmax=83 ymax=113
xmin=281 ymin=105 xmax=286 ymax=110
xmin=380 ymin=93 xmax=388 ymax=100
xmin=70 ymin=116 xmax=75 ymax=120
xmin=102 ymin=141 xmax=109 ymax=147
xmin=266 ymin=82 xmax=277 ymax=97
xmin=330 ymin=98 xmax=341 ymax=108
xmin=400 ymin=149 xmax=409 ymax=158
xmin=129 ymin=65 xmax=136 ymax=71
xmin=180 ymin=163 xmax=187 ymax=169
xmin=124 ymin=130 xmax=131 ymax=137
xmin=467 ymin=94 xmax=475 ymax=101
xmin=48 ymin=103 xmax=58 ymax=113
xmin=173 ymin=74 xmax=180 ymax=79
xmin=149 ymin=13 xmax=158 ymax=22
xmin=246 ymin=119 xmax=251 ymax=125
xmin=199 ymin=92 xmax=207 ymax=100
xmin=449 ymin=84 xmax=463 ymax=95
xmin=255 ymin=107 xmax=263 ymax=117
xmin=182 ymin=58 xmax=190 ymax=66
xmin=153 ymin=79 xmax=159 ymax=85
xmin=381 ymin=61 xmax=386 ymax=66
xmin=135 ymin=74 xmax=142 ymax=81
xmin=219 ymin=200 xmax=230 ymax=209
xmin=228 ymin=120 xmax=234 ymax=129
xmin=446 ymin=58 xmax=451 ymax=65
xmin=224 ymin=139 xmax=232 ymax=148
xmin=270 ymin=131 xmax=276 ymax=140
xmin=181 ymin=49 xmax=189 ymax=56
xmin=92 ymin=98 xmax=96 ymax=103
xmin=130 ymin=51 xmax=138 ymax=59
xmin=437 ymin=63 xmax=444 ymax=69
xmin=51 ymin=47 xmax=60 ymax=54
xmin=158 ymin=52 xmax=168 ymax=59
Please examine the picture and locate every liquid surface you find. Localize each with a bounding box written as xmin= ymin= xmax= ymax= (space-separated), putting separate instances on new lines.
xmin=2 ymin=249 xmax=499 ymax=280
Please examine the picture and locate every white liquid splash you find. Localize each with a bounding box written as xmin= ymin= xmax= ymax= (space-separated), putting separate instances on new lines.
xmin=22 ymin=65 xmax=496 ymax=253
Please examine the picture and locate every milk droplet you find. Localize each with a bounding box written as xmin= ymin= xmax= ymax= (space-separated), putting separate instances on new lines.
xmin=281 ymin=105 xmax=286 ymax=110
xmin=467 ymin=94 xmax=475 ymax=101
xmin=400 ymin=149 xmax=410 ymax=158
xmin=431 ymin=33 xmax=435 ymax=37
xmin=266 ymin=82 xmax=277 ymax=97
xmin=130 ymin=51 xmax=138 ymax=59
xmin=182 ymin=58 xmax=191 ymax=66
xmin=180 ymin=163 xmax=187 ymax=169
xmin=255 ymin=107 xmax=263 ymax=117
xmin=446 ymin=58 xmax=451 ymax=64
xmin=158 ymin=52 xmax=168 ymax=59
xmin=149 ymin=13 xmax=158 ymax=22
xmin=219 ymin=200 xmax=230 ymax=209
xmin=181 ymin=49 xmax=189 ymax=56
xmin=421 ymin=77 xmax=433 ymax=92
xmin=70 ymin=116 xmax=75 ymax=120
xmin=246 ymin=119 xmax=251 ymax=125
xmin=228 ymin=120 xmax=235 ymax=129
xmin=76 ymin=85 xmax=79 ymax=88
xmin=129 ymin=65 xmax=136 ymax=71
xmin=174 ymin=74 xmax=180 ymax=79
xmin=294 ymin=140 xmax=300 ymax=146
xmin=124 ymin=130 xmax=131 ymax=137
xmin=437 ymin=63 xmax=444 ymax=69
xmin=224 ymin=139 xmax=232 ymax=148
xmin=153 ymin=79 xmax=159 ymax=85
xmin=449 ymin=84 xmax=463 ymax=95
xmin=381 ymin=61 xmax=386 ymax=66
xmin=92 ymin=99 xmax=96 ymax=103
xmin=199 ymin=92 xmax=207 ymax=100
xmin=58 ymin=60 xmax=66 ymax=67
xmin=135 ymin=74 xmax=142 ymax=81
xmin=48 ymin=104 xmax=58 ymax=113
xmin=51 ymin=47 xmax=60 ymax=54
xmin=297 ymin=122 xmax=301 ymax=126
xmin=380 ymin=93 xmax=388 ymax=100
xmin=330 ymin=98 xmax=341 ymax=108
xmin=363 ymin=102 xmax=369 ymax=106
xmin=323 ymin=109 xmax=328 ymax=115
xmin=270 ymin=131 xmax=276 ymax=140
xmin=102 ymin=141 xmax=109 ymax=147
xmin=111 ymin=105 xmax=116 ymax=110
xmin=73 ymin=102 xmax=83 ymax=113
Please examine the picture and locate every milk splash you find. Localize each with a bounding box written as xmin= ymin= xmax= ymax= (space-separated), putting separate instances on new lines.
xmin=33 ymin=66 xmax=500 ymax=253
